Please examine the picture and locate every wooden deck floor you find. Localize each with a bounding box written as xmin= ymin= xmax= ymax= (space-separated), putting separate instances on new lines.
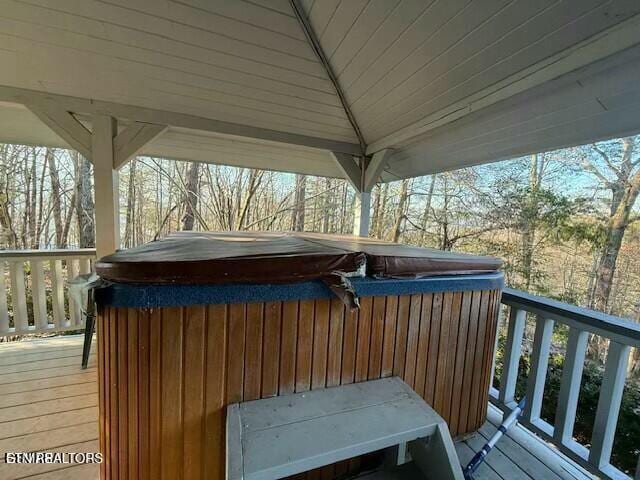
xmin=0 ymin=335 xmax=591 ymax=480
xmin=455 ymin=418 xmax=592 ymax=480
xmin=0 ymin=335 xmax=98 ymax=480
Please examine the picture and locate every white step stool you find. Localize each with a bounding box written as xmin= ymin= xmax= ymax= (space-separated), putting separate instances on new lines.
xmin=226 ymin=377 xmax=463 ymax=480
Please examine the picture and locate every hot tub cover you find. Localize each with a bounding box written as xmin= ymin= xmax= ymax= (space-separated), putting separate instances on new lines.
xmin=95 ymin=231 xmax=501 ymax=285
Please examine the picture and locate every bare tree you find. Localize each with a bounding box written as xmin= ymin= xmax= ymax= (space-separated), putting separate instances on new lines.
xmin=291 ymin=174 xmax=306 ymax=231
xmin=582 ymin=138 xmax=640 ymax=312
xmin=236 ymin=169 xmax=263 ymax=230
xmin=520 ymin=154 xmax=545 ymax=289
xmin=123 ymin=159 xmax=137 ymax=247
xmin=419 ymin=175 xmax=436 ymax=246
xmin=373 ymin=183 xmax=389 ymax=239
xmin=47 ymin=148 xmax=64 ymax=247
xmin=0 ymin=144 xmax=19 ymax=247
xmin=182 ymin=161 xmax=201 ymax=231
xmin=76 ymin=153 xmax=95 ymax=248
xmin=391 ymin=179 xmax=409 ymax=242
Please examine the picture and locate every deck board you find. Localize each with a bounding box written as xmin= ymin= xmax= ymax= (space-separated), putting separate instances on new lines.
xmin=0 ymin=334 xmax=591 ymax=480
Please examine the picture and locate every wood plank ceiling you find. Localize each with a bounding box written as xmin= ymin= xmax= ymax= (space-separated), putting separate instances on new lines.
xmin=0 ymin=0 xmax=639 ymax=180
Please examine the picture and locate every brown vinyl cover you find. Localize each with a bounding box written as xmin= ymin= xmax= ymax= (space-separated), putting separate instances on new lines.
xmin=95 ymin=231 xmax=501 ymax=284
xmin=297 ymin=233 xmax=502 ymax=278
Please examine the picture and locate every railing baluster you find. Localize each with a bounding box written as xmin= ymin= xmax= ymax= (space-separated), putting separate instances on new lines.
xmin=489 ymin=302 xmax=504 ymax=391
xmin=589 ymin=341 xmax=631 ymax=470
xmin=553 ymin=327 xmax=589 ymax=446
xmin=523 ymin=315 xmax=554 ymax=423
xmin=50 ymin=258 xmax=66 ymax=328
xmin=498 ymin=307 xmax=526 ymax=407
xmin=67 ymin=258 xmax=80 ymax=326
xmin=9 ymin=261 xmax=29 ymax=333
xmin=30 ymin=260 xmax=49 ymax=330
xmin=0 ymin=261 xmax=9 ymax=335
xmin=79 ymin=258 xmax=91 ymax=275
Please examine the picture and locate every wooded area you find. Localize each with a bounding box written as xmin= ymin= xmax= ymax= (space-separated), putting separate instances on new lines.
xmin=1 ymin=138 xmax=639 ymax=343
xmin=1 ymin=135 xmax=639 ymax=473
xmin=3 ymin=137 xmax=638 ymax=320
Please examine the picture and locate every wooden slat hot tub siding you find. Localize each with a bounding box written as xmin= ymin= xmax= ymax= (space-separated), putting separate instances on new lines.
xmin=98 ymin=289 xmax=500 ymax=480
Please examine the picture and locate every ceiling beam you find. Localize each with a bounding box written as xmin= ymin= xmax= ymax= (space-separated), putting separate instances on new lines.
xmin=363 ymin=149 xmax=393 ymax=192
xmin=25 ymin=103 xmax=92 ymax=160
xmin=366 ymin=14 xmax=640 ymax=154
xmin=0 ymin=86 xmax=361 ymax=156
xmin=290 ymin=0 xmax=367 ymax=155
xmin=113 ymin=122 xmax=167 ymax=169
xmin=330 ymin=151 xmax=362 ymax=192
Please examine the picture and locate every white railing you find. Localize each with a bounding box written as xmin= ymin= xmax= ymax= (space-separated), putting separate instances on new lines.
xmin=0 ymin=249 xmax=96 ymax=337
xmin=491 ymin=288 xmax=640 ymax=480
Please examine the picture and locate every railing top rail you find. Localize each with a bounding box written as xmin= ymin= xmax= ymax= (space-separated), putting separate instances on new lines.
xmin=0 ymin=248 xmax=97 ymax=259
xmin=502 ymin=287 xmax=640 ymax=345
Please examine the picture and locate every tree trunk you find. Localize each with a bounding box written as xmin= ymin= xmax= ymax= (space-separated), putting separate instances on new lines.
xmin=47 ymin=148 xmax=64 ymax=247
xmin=34 ymin=154 xmax=46 ymax=249
xmin=124 ymin=159 xmax=137 ymax=247
xmin=136 ymin=176 xmax=144 ymax=244
xmin=76 ymin=153 xmax=96 ymax=248
xmin=291 ymin=174 xmax=306 ymax=231
xmin=236 ymin=170 xmax=262 ymax=230
xmin=0 ymin=146 xmax=18 ymax=248
xmin=371 ymin=184 xmax=381 ymax=237
xmin=322 ymin=178 xmax=331 ymax=233
xmin=0 ymin=179 xmax=14 ymax=247
xmin=28 ymin=149 xmax=38 ymax=248
xmin=377 ymin=183 xmax=389 ymax=239
xmin=391 ymin=179 xmax=409 ymax=243
xmin=592 ymin=138 xmax=640 ymax=312
xmin=340 ymin=183 xmax=348 ymax=233
xmin=521 ymin=154 xmax=544 ymax=290
xmin=21 ymin=151 xmax=31 ymax=248
xmin=439 ymin=175 xmax=450 ymax=250
xmin=182 ymin=161 xmax=201 ymax=231
xmin=419 ymin=175 xmax=436 ymax=245
xmin=61 ymin=189 xmax=75 ymax=249
xmin=593 ymin=202 xmax=636 ymax=312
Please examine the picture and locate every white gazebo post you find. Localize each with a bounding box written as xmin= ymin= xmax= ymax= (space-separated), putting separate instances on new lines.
xmin=353 ymin=191 xmax=371 ymax=237
xmin=92 ymin=115 xmax=120 ymax=258
xmin=25 ymin=103 xmax=115 ymax=254
xmin=331 ymin=152 xmax=369 ymax=237
xmin=92 ymin=116 xmax=167 ymax=257
xmin=27 ymin=103 xmax=167 ymax=258
xmin=354 ymin=149 xmax=393 ymax=237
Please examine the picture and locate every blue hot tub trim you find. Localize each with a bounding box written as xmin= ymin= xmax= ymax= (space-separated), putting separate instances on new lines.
xmin=96 ymin=272 xmax=504 ymax=308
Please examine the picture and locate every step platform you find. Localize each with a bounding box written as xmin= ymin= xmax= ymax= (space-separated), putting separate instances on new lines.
xmin=226 ymin=377 xmax=463 ymax=480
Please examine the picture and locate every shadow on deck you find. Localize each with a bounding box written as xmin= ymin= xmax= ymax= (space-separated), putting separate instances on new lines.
xmin=0 ymin=335 xmax=592 ymax=480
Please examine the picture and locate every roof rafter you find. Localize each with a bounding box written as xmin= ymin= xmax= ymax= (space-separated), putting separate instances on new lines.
xmin=290 ymin=0 xmax=367 ymax=156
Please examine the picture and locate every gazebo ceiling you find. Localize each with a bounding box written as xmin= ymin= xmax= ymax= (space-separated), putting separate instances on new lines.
xmin=1 ymin=0 xmax=640 ymax=181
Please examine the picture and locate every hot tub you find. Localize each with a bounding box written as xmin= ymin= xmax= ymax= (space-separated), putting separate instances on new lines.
xmin=94 ymin=232 xmax=503 ymax=480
